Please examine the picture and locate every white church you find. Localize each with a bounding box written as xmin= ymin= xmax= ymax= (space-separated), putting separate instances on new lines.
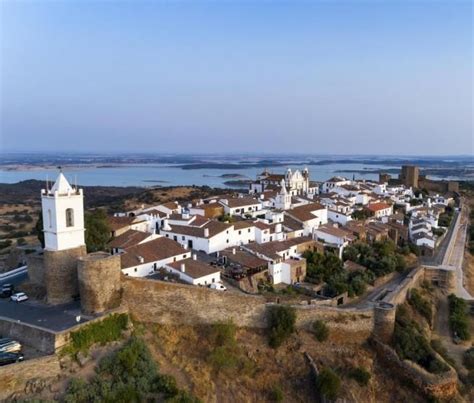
xmin=41 ymin=172 xmax=86 ymax=251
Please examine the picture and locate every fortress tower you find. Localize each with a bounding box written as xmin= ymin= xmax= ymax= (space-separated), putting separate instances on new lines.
xmin=41 ymin=172 xmax=87 ymax=304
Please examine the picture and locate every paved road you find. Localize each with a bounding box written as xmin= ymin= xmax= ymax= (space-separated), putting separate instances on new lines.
xmin=0 ymin=269 xmax=90 ymax=332
xmin=0 ymin=299 xmax=88 ymax=332
xmin=344 ymin=272 xmax=409 ymax=309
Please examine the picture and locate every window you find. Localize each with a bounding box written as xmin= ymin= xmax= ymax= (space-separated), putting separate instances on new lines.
xmin=134 ymin=268 xmax=137 ymax=272
xmin=238 ymin=230 xmax=242 ymax=235
xmin=48 ymin=209 xmax=52 ymax=228
xmin=182 ymin=236 xmax=185 ymax=240
xmin=65 ymin=208 xmax=74 ymax=227
xmin=248 ymin=229 xmax=251 ymax=233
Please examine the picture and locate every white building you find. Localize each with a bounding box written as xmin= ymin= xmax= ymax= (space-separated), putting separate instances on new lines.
xmin=219 ymin=197 xmax=263 ymax=217
xmin=285 ymin=202 xmax=328 ymax=236
xmin=164 ymin=256 xmax=221 ymax=286
xmin=367 ymin=202 xmax=393 ymax=219
xmin=41 ymin=172 xmax=85 ymax=251
xmin=120 ymin=237 xmax=190 ymax=277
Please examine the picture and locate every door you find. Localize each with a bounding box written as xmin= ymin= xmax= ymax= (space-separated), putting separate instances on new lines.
xmin=188 ymin=240 xmax=193 ymax=249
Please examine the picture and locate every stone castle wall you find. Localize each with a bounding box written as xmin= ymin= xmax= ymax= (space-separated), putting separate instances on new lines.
xmin=122 ymin=277 xmax=374 ymax=341
xmin=0 ymin=354 xmax=61 ymax=401
xmin=371 ymin=338 xmax=458 ymax=400
xmin=26 ymin=253 xmax=45 ymax=286
xmin=44 ymin=245 xmax=87 ymax=305
xmin=78 ymin=252 xmax=122 ymax=315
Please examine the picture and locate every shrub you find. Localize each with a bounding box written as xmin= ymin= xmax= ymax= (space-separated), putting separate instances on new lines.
xmin=64 ymin=337 xmax=199 ymax=403
xmin=208 ymin=320 xmax=237 ymax=347
xmin=208 ymin=345 xmax=240 ymax=371
xmin=312 ymin=320 xmax=329 ymax=342
xmin=64 ymin=313 xmax=128 ymax=357
xmin=408 ymin=289 xmax=432 ymax=325
xmin=267 ymin=305 xmax=296 ymax=348
xmin=316 ymin=368 xmax=341 ymax=400
xmin=393 ymin=307 xmax=449 ymax=374
xmin=348 ymin=367 xmax=371 ymax=386
xmin=464 ymin=348 xmax=474 ymax=370
xmin=448 ymin=294 xmax=471 ymax=341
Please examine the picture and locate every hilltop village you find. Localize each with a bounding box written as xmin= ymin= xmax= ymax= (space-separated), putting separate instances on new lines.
xmin=101 ymin=165 xmax=457 ymax=294
xmin=0 ymin=165 xmax=472 ymax=402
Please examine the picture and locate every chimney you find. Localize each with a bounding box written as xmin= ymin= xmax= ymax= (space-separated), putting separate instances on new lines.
xmin=204 ymin=227 xmax=210 ymax=237
xmin=162 ymin=218 xmax=171 ymax=231
xmin=180 ymin=263 xmax=185 ymax=273
xmin=192 ymin=253 xmax=197 ymax=260
xmin=232 ymin=248 xmax=236 ymax=255
xmin=137 ymin=255 xmax=144 ymax=264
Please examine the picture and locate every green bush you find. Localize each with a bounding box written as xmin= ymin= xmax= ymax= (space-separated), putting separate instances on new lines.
xmin=267 ymin=305 xmax=296 ymax=348
xmin=348 ymin=367 xmax=371 ymax=386
xmin=408 ymin=289 xmax=432 ymax=325
xmin=64 ymin=337 xmax=199 ymax=403
xmin=312 ymin=320 xmax=329 ymax=342
xmin=208 ymin=320 xmax=237 ymax=347
xmin=64 ymin=313 xmax=128 ymax=357
xmin=316 ymin=368 xmax=341 ymax=400
xmin=208 ymin=345 xmax=240 ymax=371
xmin=393 ymin=307 xmax=449 ymax=374
xmin=448 ymin=294 xmax=471 ymax=341
xmin=463 ymin=348 xmax=474 ymax=370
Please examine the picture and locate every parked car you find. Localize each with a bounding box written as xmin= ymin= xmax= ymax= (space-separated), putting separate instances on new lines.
xmin=209 ymin=282 xmax=227 ymax=291
xmin=0 ymin=352 xmax=24 ymax=366
xmin=0 ymin=338 xmax=21 ymax=353
xmin=0 ymin=284 xmax=14 ymax=298
xmin=10 ymin=292 xmax=28 ymax=303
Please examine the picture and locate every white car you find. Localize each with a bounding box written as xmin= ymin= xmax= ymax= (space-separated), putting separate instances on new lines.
xmin=209 ymin=283 xmax=227 ymax=291
xmin=10 ymin=292 xmax=28 ymax=303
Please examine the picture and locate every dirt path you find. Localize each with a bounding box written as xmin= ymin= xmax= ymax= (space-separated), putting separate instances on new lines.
xmin=433 ymin=294 xmax=467 ymax=371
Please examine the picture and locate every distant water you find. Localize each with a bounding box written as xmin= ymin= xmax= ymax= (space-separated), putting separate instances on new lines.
xmin=0 ymin=163 xmax=399 ymax=188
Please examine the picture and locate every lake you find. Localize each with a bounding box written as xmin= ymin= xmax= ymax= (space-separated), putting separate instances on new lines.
xmin=0 ymin=163 xmax=396 ymax=188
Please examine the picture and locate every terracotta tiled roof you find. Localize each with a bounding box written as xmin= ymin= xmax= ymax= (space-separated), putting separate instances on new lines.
xmin=107 ymin=216 xmax=135 ymax=231
xmin=221 ymin=197 xmax=261 ymax=208
xmin=121 ymin=237 xmax=187 ymax=269
xmin=164 ymin=221 xmax=232 ymax=239
xmin=367 ymin=202 xmax=392 ymax=212
xmin=244 ymin=236 xmax=314 ymax=260
xmin=108 ymin=230 xmax=151 ymax=249
xmin=221 ymin=248 xmax=268 ymax=269
xmin=286 ymin=203 xmax=326 ymax=222
xmin=167 ymin=258 xmax=220 ymax=279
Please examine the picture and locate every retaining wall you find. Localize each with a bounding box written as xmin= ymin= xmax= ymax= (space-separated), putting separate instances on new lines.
xmin=372 ymin=338 xmax=458 ymax=400
xmin=0 ymin=354 xmax=61 ymax=401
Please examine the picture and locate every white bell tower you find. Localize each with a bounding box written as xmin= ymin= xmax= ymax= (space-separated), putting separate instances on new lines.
xmin=41 ymin=171 xmax=85 ymax=251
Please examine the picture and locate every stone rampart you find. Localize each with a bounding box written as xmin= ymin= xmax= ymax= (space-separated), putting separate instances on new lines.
xmin=371 ymin=338 xmax=458 ymax=400
xmin=0 ymin=317 xmax=57 ymax=354
xmin=0 ymin=354 xmax=61 ymax=401
xmin=77 ymin=252 xmax=122 ymax=314
xmin=26 ymin=253 xmax=45 ymax=286
xmin=122 ymin=277 xmax=374 ymax=341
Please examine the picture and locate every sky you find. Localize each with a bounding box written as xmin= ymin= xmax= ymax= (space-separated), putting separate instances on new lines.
xmin=0 ymin=1 xmax=472 ymax=155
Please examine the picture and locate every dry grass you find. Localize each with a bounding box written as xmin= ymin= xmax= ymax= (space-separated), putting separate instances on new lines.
xmin=140 ymin=322 xmax=425 ymax=403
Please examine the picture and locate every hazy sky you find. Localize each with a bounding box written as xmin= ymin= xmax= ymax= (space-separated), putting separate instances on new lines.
xmin=0 ymin=1 xmax=472 ymax=155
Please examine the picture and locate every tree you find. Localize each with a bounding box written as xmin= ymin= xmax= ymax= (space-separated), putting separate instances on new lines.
xmin=267 ymin=305 xmax=296 ymax=348
xmin=85 ymin=209 xmax=111 ymax=252
xmin=35 ymin=213 xmax=45 ymax=248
